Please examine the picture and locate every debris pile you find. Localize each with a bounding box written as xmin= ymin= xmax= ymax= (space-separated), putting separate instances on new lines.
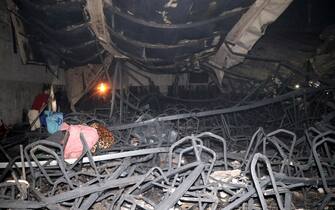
xmin=0 ymin=113 xmax=334 ymax=209
xmin=0 ymin=87 xmax=334 ymax=209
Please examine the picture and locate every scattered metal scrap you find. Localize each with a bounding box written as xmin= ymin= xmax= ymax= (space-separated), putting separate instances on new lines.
xmin=0 ymin=89 xmax=335 ymax=210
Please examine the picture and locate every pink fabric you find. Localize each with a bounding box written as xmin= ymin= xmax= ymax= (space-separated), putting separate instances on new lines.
xmin=60 ymin=123 xmax=99 ymax=159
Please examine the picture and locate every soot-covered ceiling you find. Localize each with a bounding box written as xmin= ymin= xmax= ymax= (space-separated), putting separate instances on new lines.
xmin=10 ymin=0 xmax=255 ymax=71
xmin=8 ymin=0 xmax=335 ymax=72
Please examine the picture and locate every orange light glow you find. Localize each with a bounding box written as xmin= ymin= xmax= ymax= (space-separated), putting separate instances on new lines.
xmin=96 ymin=82 xmax=109 ymax=95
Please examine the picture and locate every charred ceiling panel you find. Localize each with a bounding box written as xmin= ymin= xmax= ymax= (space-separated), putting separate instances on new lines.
xmin=10 ymin=0 xmax=105 ymax=69
xmin=9 ymin=0 xmax=292 ymax=74
xmin=104 ymin=0 xmax=255 ymax=71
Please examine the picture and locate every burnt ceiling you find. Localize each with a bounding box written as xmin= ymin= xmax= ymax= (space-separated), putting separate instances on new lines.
xmin=10 ymin=0 xmax=254 ymax=71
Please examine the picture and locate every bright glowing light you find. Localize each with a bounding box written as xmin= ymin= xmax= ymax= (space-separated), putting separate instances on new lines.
xmin=97 ymin=82 xmax=109 ymax=95
xmin=294 ymin=84 xmax=300 ymax=89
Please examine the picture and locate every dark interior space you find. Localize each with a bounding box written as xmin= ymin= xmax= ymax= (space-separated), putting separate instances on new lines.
xmin=0 ymin=0 xmax=335 ymax=209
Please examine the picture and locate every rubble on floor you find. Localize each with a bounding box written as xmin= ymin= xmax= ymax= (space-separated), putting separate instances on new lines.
xmin=0 ymin=88 xmax=334 ymax=210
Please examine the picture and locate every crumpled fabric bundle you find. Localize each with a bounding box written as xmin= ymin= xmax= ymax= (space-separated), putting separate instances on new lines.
xmin=60 ymin=123 xmax=99 ymax=159
xmin=89 ymin=122 xmax=115 ymax=152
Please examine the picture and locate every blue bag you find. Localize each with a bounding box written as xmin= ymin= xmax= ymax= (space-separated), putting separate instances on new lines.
xmin=45 ymin=111 xmax=63 ymax=134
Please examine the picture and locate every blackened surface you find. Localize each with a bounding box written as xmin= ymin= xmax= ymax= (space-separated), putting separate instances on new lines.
xmin=12 ymin=0 xmax=105 ymax=69
xmin=104 ymin=0 xmax=254 ymax=71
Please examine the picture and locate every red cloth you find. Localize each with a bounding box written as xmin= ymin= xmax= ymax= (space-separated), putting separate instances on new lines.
xmin=31 ymin=93 xmax=49 ymax=110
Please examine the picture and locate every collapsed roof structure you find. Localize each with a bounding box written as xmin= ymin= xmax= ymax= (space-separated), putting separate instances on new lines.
xmin=9 ymin=0 xmax=291 ymax=73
